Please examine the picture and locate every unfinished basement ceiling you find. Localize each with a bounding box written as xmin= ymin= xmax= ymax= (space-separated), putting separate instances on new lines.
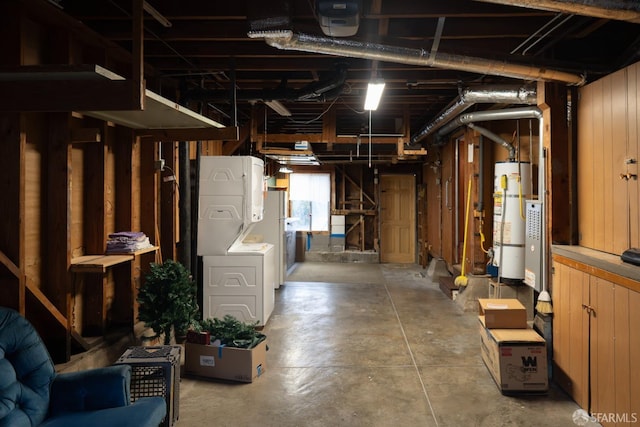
xmin=58 ymin=0 xmax=640 ymax=163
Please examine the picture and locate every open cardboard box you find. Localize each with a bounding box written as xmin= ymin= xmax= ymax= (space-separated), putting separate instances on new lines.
xmin=184 ymin=340 xmax=267 ymax=383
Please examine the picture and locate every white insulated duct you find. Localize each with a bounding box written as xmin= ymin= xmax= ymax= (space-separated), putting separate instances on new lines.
xmin=249 ymin=31 xmax=586 ymax=86
xmin=473 ymin=0 xmax=640 ymax=24
xmin=410 ymin=85 xmax=537 ymax=145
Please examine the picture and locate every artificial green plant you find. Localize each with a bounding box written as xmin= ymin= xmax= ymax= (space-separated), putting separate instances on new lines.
xmin=137 ymin=259 xmax=199 ymax=345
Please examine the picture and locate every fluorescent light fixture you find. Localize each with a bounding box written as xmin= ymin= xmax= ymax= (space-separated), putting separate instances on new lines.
xmin=279 ymin=166 xmax=293 ymax=174
xmin=364 ymin=80 xmax=385 ymax=111
xmin=143 ymin=1 xmax=172 ymax=28
xmin=264 ymin=100 xmax=292 ymax=117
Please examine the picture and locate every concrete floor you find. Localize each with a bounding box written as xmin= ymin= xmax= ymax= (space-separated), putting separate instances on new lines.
xmin=177 ymin=262 xmax=582 ymax=427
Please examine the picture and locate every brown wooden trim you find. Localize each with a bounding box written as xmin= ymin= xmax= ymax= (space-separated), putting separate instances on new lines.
xmin=552 ymin=254 xmax=640 ymax=293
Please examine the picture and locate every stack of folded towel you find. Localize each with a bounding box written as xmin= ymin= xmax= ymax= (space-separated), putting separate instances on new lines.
xmin=106 ymin=231 xmax=153 ymax=254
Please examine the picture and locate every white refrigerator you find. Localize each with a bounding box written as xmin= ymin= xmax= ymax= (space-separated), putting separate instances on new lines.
xmin=197 ymin=156 xmax=275 ymax=326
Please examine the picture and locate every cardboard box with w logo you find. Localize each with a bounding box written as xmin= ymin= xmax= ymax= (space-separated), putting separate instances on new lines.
xmin=478 ymin=299 xmax=548 ymax=394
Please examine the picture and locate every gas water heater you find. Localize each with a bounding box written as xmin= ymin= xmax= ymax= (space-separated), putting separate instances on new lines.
xmin=492 ymin=161 xmax=531 ymax=283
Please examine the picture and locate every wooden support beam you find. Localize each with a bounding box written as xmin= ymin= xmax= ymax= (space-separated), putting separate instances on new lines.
xmin=333 ymin=209 xmax=377 ymax=215
xmin=323 ymin=106 xmax=336 ymax=151
xmin=0 ymin=249 xmax=21 ymax=279
xmin=342 ymin=171 xmax=376 ymax=206
xmin=404 ymin=149 xmax=427 ymax=155
xmin=46 ymin=112 xmax=73 ymax=361
xmin=25 ymin=278 xmax=91 ymax=350
xmin=256 ymin=133 xmax=325 ymax=144
xmin=223 ymin=122 xmax=251 ymax=155
xmin=335 ymin=135 xmax=407 ymax=145
xmin=260 ymin=149 xmax=315 ymax=156
xmin=71 ymin=128 xmax=101 ymax=143
xmin=135 ymin=126 xmax=239 ymax=142
xmin=25 ymin=279 xmax=67 ymax=329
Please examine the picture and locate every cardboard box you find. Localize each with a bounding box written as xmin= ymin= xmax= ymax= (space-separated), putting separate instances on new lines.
xmin=479 ymin=317 xmax=548 ymax=393
xmin=184 ymin=340 xmax=267 ymax=383
xmin=478 ymin=298 xmax=527 ymax=329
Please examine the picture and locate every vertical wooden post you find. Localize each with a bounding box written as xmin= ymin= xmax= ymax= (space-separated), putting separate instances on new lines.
xmin=0 ymin=113 xmax=25 ymax=312
xmin=82 ymin=136 xmax=109 ymax=335
xmin=47 ymin=112 xmax=73 ymax=362
xmin=113 ymin=127 xmax=135 ymax=326
xmin=161 ymin=141 xmax=178 ymax=260
xmin=323 ymin=105 xmax=336 ymax=151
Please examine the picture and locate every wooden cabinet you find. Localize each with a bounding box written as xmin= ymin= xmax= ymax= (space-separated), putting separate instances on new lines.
xmin=552 ymin=252 xmax=640 ymax=425
xmin=577 ymin=62 xmax=640 ymax=254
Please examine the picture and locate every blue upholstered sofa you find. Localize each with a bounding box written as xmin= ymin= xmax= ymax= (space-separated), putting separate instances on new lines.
xmin=0 ymin=306 xmax=167 ymax=427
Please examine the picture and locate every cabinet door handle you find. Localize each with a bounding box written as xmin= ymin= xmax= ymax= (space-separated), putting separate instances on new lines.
xmin=619 ymin=172 xmax=638 ymax=181
xmin=582 ymin=304 xmax=596 ymax=316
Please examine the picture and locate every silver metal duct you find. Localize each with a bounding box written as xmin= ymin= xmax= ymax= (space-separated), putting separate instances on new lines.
xmin=410 ymin=85 xmax=537 ymax=145
xmin=467 ymin=123 xmax=515 ymax=159
xmin=249 ymin=31 xmax=586 ymax=86
xmin=473 ymin=0 xmax=640 ymax=23
xmin=437 ymin=106 xmax=542 ymax=137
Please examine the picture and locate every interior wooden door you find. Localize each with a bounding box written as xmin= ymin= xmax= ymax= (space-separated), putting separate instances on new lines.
xmin=380 ymin=174 xmax=415 ymax=263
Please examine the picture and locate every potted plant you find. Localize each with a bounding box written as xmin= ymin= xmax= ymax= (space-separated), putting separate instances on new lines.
xmin=137 ymin=259 xmax=199 ymax=345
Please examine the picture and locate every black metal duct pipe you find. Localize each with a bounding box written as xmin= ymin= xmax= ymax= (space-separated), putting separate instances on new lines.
xmin=473 ymin=0 xmax=640 ymax=23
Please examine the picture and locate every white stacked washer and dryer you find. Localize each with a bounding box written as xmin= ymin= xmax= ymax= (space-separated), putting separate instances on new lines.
xmin=197 ymin=156 xmax=275 ymax=327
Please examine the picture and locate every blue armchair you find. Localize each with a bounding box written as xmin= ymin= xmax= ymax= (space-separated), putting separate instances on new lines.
xmin=0 ymin=306 xmax=167 ymax=427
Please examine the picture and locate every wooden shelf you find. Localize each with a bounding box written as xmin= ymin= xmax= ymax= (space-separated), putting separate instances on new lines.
xmin=106 ymin=245 xmax=159 ymax=256
xmin=70 ymin=246 xmax=158 ymax=273
xmin=0 ymin=65 xmax=225 ymax=130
